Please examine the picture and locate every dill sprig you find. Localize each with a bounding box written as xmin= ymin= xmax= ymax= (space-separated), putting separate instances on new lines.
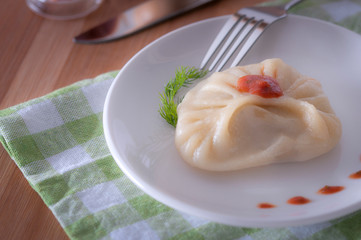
xmin=159 ymin=66 xmax=208 ymax=127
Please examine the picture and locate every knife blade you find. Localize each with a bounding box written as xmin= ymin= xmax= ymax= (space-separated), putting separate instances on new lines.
xmin=74 ymin=0 xmax=216 ymax=44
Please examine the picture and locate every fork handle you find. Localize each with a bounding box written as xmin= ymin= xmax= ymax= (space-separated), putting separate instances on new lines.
xmin=283 ymin=0 xmax=304 ymax=11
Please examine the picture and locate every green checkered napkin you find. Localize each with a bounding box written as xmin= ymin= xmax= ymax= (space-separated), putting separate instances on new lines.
xmin=265 ymin=0 xmax=361 ymax=34
xmin=1 ymin=1 xmax=361 ymax=239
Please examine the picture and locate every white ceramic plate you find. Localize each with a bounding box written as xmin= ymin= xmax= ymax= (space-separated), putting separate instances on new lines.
xmin=103 ymin=15 xmax=361 ymax=227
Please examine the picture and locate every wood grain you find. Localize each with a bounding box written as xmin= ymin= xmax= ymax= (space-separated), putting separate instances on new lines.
xmin=0 ymin=0 xmax=266 ymax=239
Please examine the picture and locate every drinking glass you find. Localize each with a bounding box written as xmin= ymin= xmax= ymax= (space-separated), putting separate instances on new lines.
xmin=26 ymin=0 xmax=104 ymax=20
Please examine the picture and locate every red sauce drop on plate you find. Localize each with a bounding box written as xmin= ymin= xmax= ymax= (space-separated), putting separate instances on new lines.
xmin=287 ymin=196 xmax=311 ymax=205
xmin=318 ymin=185 xmax=344 ymax=194
xmin=258 ymin=203 xmax=276 ymax=209
xmin=349 ymin=170 xmax=361 ymax=179
xmin=237 ymin=75 xmax=283 ymax=98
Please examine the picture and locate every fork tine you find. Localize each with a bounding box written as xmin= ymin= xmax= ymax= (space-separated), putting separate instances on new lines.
xmin=200 ymin=14 xmax=241 ymax=70
xmin=202 ymin=0 xmax=303 ymax=72
xmin=208 ymin=15 xmax=251 ymax=71
xmin=215 ymin=18 xmax=264 ymax=72
xmin=230 ymin=21 xmax=268 ymax=68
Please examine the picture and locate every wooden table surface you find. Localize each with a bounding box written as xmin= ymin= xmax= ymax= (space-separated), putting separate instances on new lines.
xmin=0 ymin=0 xmax=266 ymax=239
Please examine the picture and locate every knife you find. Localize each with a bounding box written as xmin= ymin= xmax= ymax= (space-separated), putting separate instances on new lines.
xmin=74 ymin=0 xmax=216 ymax=44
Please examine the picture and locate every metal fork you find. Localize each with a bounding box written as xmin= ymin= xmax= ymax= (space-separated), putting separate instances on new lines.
xmin=200 ymin=0 xmax=304 ymax=72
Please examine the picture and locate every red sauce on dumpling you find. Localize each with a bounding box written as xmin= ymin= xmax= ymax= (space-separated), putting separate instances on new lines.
xmin=237 ymin=75 xmax=283 ymax=98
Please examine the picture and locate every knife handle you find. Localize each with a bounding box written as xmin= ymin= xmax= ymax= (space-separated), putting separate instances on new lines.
xmin=126 ymin=0 xmax=217 ymax=31
xmin=74 ymin=0 xmax=217 ymax=43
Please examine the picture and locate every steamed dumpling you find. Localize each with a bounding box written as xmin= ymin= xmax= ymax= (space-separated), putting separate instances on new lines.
xmin=175 ymin=58 xmax=341 ymax=171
